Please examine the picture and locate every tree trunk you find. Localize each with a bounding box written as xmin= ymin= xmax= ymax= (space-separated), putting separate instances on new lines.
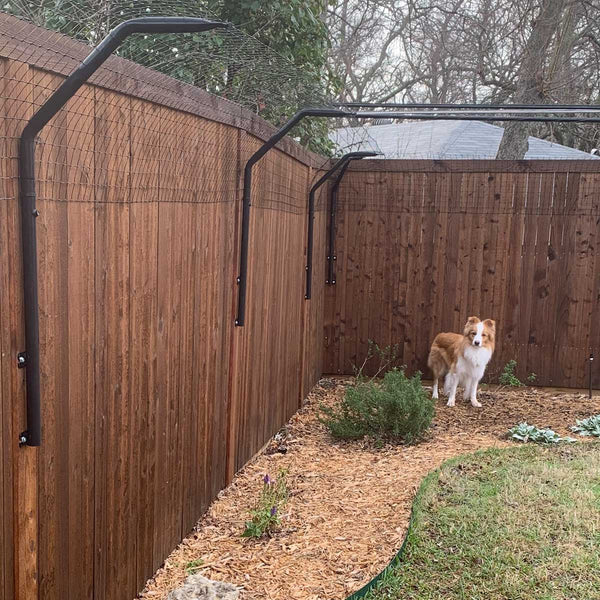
xmin=496 ymin=0 xmax=568 ymax=159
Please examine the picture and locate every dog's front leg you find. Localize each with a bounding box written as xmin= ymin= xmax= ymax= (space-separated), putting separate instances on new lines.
xmin=432 ymin=378 xmax=439 ymax=399
xmin=470 ymin=378 xmax=482 ymax=407
xmin=445 ymin=373 xmax=458 ymax=407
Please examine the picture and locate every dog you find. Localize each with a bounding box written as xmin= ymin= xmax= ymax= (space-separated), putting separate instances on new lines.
xmin=427 ymin=317 xmax=496 ymax=407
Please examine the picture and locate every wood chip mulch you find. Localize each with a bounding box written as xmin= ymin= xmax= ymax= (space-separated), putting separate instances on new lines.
xmin=138 ymin=379 xmax=600 ymax=600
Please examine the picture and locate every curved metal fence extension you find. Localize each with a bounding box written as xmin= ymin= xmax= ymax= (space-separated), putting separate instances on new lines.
xmin=236 ymin=102 xmax=600 ymax=328
xmin=18 ymin=16 xmax=227 ymax=447
xmin=305 ymin=151 xmax=378 ymax=299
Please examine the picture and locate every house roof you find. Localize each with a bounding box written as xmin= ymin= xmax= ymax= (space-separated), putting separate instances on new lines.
xmin=330 ymin=119 xmax=598 ymax=160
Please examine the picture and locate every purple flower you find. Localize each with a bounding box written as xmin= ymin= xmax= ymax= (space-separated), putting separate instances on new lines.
xmin=270 ymin=506 xmax=277 ymax=516
xmin=263 ymin=474 xmax=271 ymax=485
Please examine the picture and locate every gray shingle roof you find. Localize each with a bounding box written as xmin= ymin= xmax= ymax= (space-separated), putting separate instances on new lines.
xmin=330 ymin=120 xmax=598 ymax=160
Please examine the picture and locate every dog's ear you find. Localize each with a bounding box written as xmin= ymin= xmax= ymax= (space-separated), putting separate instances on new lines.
xmin=466 ymin=316 xmax=480 ymax=325
xmin=483 ymin=319 xmax=496 ymax=331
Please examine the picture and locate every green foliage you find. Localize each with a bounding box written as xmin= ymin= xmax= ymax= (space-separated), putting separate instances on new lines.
xmin=6 ymin=0 xmax=335 ymax=154
xmin=499 ymin=360 xmax=522 ymax=386
xmin=320 ymin=368 xmax=435 ymax=445
xmin=242 ymin=469 xmax=289 ymax=539
xmin=508 ymin=422 xmax=576 ymax=444
xmin=499 ymin=360 xmax=536 ymax=387
xmin=571 ymin=414 xmax=600 ymax=437
xmin=184 ymin=558 xmax=204 ymax=574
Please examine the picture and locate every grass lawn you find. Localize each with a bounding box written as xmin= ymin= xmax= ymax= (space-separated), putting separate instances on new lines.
xmin=368 ymin=443 xmax=600 ymax=600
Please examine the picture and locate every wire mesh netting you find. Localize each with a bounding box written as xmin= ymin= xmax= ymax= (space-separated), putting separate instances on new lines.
xmin=2 ymin=0 xmax=600 ymax=217
xmin=330 ymin=166 xmax=600 ymax=216
xmin=0 ymin=0 xmax=341 ymax=215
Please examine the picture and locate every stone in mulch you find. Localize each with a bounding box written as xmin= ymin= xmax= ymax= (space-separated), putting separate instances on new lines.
xmin=166 ymin=574 xmax=239 ymax=600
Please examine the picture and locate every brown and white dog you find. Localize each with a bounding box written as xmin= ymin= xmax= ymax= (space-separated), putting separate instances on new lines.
xmin=427 ymin=317 xmax=496 ymax=407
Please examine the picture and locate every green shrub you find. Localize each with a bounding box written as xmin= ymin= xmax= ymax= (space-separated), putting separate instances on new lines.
xmin=242 ymin=469 xmax=289 ymax=539
xmin=499 ymin=360 xmax=522 ymax=386
xmin=499 ymin=360 xmax=536 ymax=387
xmin=319 ymin=368 xmax=434 ymax=444
xmin=508 ymin=422 xmax=576 ymax=444
xmin=571 ymin=414 xmax=600 ymax=437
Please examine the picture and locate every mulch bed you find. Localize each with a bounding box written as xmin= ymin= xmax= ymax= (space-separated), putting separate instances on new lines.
xmin=138 ymin=379 xmax=600 ymax=600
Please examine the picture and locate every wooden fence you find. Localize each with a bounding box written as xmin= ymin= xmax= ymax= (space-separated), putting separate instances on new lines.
xmin=3 ymin=15 xmax=600 ymax=600
xmin=323 ymin=160 xmax=600 ymax=388
xmin=0 ymin=15 xmax=327 ymax=600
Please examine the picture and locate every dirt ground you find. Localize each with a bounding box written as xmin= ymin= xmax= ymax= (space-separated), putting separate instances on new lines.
xmin=138 ymin=379 xmax=600 ymax=600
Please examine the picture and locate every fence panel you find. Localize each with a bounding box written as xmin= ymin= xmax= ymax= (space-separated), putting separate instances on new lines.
xmin=228 ymin=137 xmax=311 ymax=474
xmin=323 ymin=160 xmax=600 ymax=388
xmin=0 ymin=25 xmax=325 ymax=598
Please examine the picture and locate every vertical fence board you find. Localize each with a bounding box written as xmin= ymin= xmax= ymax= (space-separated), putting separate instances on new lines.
xmin=94 ymin=88 xmax=134 ymax=600
xmin=0 ymin=56 xmax=16 ymax=600
xmin=1 ymin=58 xmax=37 ymax=600
xmin=129 ymin=98 xmax=160 ymax=588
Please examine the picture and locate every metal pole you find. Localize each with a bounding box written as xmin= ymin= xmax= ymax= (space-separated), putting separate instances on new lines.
xmin=327 ymin=162 xmax=353 ymax=286
xmin=590 ymin=354 xmax=594 ymax=400
xmin=235 ymin=107 xmax=354 ymax=326
xmin=334 ymin=101 xmax=600 ymax=112
xmin=352 ymin=111 xmax=600 ymax=124
xmin=18 ymin=16 xmax=227 ymax=447
xmin=305 ymin=152 xmax=377 ymax=298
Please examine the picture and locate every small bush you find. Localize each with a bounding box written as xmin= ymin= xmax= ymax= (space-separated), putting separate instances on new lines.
xmin=508 ymin=422 xmax=576 ymax=444
xmin=319 ymin=368 xmax=434 ymax=444
xmin=499 ymin=360 xmax=521 ymax=386
xmin=499 ymin=360 xmax=536 ymax=387
xmin=242 ymin=470 xmax=289 ymax=539
xmin=571 ymin=414 xmax=600 ymax=437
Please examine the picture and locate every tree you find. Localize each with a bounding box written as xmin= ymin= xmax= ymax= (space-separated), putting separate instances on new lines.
xmin=496 ymin=0 xmax=571 ymax=159
xmin=326 ymin=0 xmax=600 ymax=154
xmin=5 ymin=0 xmax=334 ymax=153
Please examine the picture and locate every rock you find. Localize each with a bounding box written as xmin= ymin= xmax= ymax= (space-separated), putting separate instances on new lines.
xmin=166 ymin=574 xmax=239 ymax=600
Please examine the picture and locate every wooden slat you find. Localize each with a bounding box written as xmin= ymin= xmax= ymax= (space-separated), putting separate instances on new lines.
xmin=129 ymin=98 xmax=160 ymax=589
xmin=0 ymin=56 xmax=19 ymax=600
xmin=1 ymin=58 xmax=37 ymax=600
xmin=94 ymin=88 xmax=134 ymax=600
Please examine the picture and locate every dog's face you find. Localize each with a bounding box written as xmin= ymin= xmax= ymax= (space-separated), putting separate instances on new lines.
xmin=463 ymin=316 xmax=496 ymax=348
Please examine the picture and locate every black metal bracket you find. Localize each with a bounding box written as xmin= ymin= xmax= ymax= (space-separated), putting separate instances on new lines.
xmin=326 ymin=160 xmax=354 ymax=286
xmin=305 ymin=151 xmax=377 ymax=299
xmin=334 ymin=101 xmax=600 ymax=112
xmin=17 ymin=16 xmax=227 ymax=447
xmin=17 ymin=351 xmax=27 ymax=369
xmin=235 ymin=107 xmax=355 ymax=326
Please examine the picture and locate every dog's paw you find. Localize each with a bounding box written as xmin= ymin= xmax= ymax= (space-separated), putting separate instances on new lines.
xmin=446 ymin=399 xmax=455 ymax=407
xmin=471 ymin=400 xmax=482 ymax=408
xmin=432 ymin=391 xmax=439 ymax=400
